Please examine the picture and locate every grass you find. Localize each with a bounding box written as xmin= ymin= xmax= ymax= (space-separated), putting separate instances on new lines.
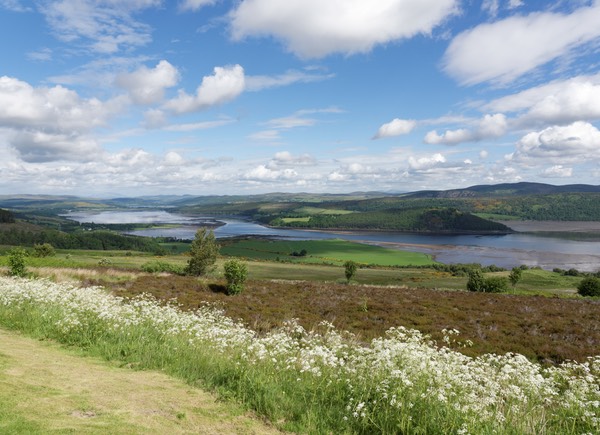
xmin=292 ymin=206 xmax=355 ymax=215
xmin=220 ymin=239 xmax=435 ymax=267
xmin=0 ymin=328 xmax=279 ymax=434
xmin=0 ymin=277 xmax=598 ymax=434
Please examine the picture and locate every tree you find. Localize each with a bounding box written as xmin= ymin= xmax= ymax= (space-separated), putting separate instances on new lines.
xmin=223 ymin=259 xmax=248 ymax=295
xmin=33 ymin=243 xmax=56 ymax=258
xmin=467 ymin=269 xmax=485 ymax=292
xmin=509 ymin=267 xmax=522 ymax=289
xmin=185 ymin=228 xmax=219 ymax=276
xmin=467 ymin=269 xmax=508 ymax=293
xmin=344 ymin=260 xmax=357 ymax=283
xmin=7 ymin=248 xmax=27 ymax=277
xmin=577 ymin=276 xmax=600 ymax=297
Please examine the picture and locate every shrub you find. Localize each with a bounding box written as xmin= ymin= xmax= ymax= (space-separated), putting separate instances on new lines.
xmin=577 ymin=276 xmax=600 ymax=297
xmin=223 ymin=259 xmax=248 ymax=295
xmin=467 ymin=270 xmax=509 ymax=293
xmin=185 ymin=228 xmax=219 ymax=276
xmin=565 ymin=268 xmax=581 ymax=277
xmin=344 ymin=260 xmax=357 ymax=283
xmin=509 ymin=267 xmax=522 ymax=288
xmin=98 ymin=258 xmax=112 ymax=266
xmin=7 ymin=248 xmax=27 ymax=277
xmin=141 ymin=261 xmax=184 ymax=275
xmin=466 ymin=269 xmax=484 ymax=292
xmin=32 ymin=243 xmax=56 ymax=258
xmin=483 ymin=276 xmax=510 ymax=293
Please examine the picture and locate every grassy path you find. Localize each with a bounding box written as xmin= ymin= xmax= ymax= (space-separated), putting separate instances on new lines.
xmin=0 ymin=328 xmax=280 ymax=435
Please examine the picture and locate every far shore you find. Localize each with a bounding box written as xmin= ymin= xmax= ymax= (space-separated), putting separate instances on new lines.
xmin=497 ymin=220 xmax=600 ymax=233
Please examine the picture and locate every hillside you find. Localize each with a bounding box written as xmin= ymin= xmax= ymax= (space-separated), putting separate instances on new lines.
xmin=402 ymin=182 xmax=600 ymax=198
xmin=269 ymin=207 xmax=512 ymax=233
xmin=1 ymin=183 xmax=600 ymax=232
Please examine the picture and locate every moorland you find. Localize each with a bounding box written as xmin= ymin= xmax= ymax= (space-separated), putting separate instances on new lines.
xmin=1 ymin=182 xmax=599 ymax=433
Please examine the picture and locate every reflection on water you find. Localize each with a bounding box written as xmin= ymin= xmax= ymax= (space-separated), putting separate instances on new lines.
xmin=64 ymin=211 xmax=600 ymax=272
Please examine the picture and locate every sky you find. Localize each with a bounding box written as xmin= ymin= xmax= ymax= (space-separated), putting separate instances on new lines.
xmin=1 ymin=0 xmax=600 ymax=197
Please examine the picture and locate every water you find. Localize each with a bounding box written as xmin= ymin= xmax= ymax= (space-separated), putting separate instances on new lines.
xmin=64 ymin=210 xmax=600 ymax=272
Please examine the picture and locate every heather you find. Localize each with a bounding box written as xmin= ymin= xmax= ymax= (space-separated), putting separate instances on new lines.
xmin=1 ymin=276 xmax=598 ymax=434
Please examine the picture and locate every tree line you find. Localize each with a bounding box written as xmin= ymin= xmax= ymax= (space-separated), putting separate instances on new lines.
xmin=0 ymin=228 xmax=162 ymax=252
xmin=0 ymin=209 xmax=15 ymax=223
xmin=270 ymin=208 xmax=510 ymax=233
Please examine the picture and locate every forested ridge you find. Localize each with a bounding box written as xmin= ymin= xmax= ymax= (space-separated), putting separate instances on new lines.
xmin=0 ymin=227 xmax=162 ymax=252
xmin=0 ymin=209 xmax=15 ymax=223
xmin=1 ymin=184 xmax=599 ymax=239
xmin=269 ymin=208 xmax=511 ymax=233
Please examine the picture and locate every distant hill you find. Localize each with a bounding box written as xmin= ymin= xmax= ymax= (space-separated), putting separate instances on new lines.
xmin=402 ymin=182 xmax=600 ymax=199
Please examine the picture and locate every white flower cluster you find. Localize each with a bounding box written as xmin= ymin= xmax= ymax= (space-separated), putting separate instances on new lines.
xmin=0 ymin=276 xmax=598 ymax=433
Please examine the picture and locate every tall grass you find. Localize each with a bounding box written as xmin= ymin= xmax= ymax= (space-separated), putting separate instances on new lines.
xmin=0 ymin=276 xmax=598 ymax=434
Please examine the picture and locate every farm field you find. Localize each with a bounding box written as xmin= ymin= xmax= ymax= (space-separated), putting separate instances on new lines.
xmin=219 ymin=238 xmax=435 ymax=266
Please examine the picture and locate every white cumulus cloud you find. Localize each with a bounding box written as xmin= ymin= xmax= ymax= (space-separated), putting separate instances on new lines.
xmin=443 ymin=2 xmax=600 ymax=85
xmin=514 ymin=121 xmax=600 ymax=163
xmin=164 ymin=65 xmax=245 ymax=114
xmin=424 ymin=114 xmax=507 ymax=145
xmin=541 ymin=165 xmax=573 ymax=178
xmin=408 ymin=153 xmax=446 ymax=170
xmin=230 ymin=0 xmax=458 ymax=58
xmin=373 ymin=118 xmax=416 ymax=139
xmin=0 ymin=75 xmax=124 ymax=163
xmin=116 ymin=60 xmax=180 ymax=105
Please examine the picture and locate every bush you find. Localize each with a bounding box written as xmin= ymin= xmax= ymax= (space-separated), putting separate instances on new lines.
xmin=33 ymin=243 xmax=56 ymax=258
xmin=577 ymin=276 xmax=600 ymax=297
xmin=344 ymin=260 xmax=357 ymax=283
xmin=466 ymin=270 xmax=484 ymax=292
xmin=509 ymin=267 xmax=522 ymax=288
xmin=223 ymin=259 xmax=248 ymax=295
xmin=565 ymin=268 xmax=581 ymax=277
xmin=141 ymin=261 xmax=184 ymax=275
xmin=98 ymin=258 xmax=112 ymax=266
xmin=484 ymin=276 xmax=510 ymax=293
xmin=7 ymin=248 xmax=27 ymax=277
xmin=467 ymin=270 xmax=509 ymax=293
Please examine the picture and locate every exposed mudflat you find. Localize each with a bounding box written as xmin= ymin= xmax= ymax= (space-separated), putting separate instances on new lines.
xmin=497 ymin=220 xmax=600 ymax=233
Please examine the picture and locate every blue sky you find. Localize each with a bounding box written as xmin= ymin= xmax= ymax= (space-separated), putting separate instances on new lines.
xmin=1 ymin=0 xmax=600 ymax=196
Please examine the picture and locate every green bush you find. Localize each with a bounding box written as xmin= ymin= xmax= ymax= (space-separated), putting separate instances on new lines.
xmin=344 ymin=260 xmax=357 ymax=283
xmin=7 ymin=248 xmax=27 ymax=277
xmin=577 ymin=276 xmax=600 ymax=297
xmin=141 ymin=261 xmax=184 ymax=275
xmin=33 ymin=243 xmax=56 ymax=258
xmin=483 ymin=276 xmax=510 ymax=293
xmin=98 ymin=258 xmax=112 ymax=266
xmin=466 ymin=270 xmax=484 ymax=292
xmin=223 ymin=259 xmax=248 ymax=295
xmin=467 ymin=270 xmax=508 ymax=293
xmin=509 ymin=267 xmax=522 ymax=288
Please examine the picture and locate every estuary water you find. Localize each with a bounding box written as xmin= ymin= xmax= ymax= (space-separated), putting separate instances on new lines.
xmin=63 ymin=210 xmax=600 ymax=272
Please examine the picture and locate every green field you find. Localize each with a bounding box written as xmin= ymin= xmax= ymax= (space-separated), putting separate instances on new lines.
xmin=293 ymin=206 xmax=355 ymax=215
xmin=220 ymin=239 xmax=435 ymax=267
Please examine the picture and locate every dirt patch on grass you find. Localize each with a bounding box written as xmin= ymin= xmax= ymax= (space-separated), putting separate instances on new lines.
xmin=0 ymin=328 xmax=280 ymax=434
xmin=104 ymin=275 xmax=600 ymax=365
